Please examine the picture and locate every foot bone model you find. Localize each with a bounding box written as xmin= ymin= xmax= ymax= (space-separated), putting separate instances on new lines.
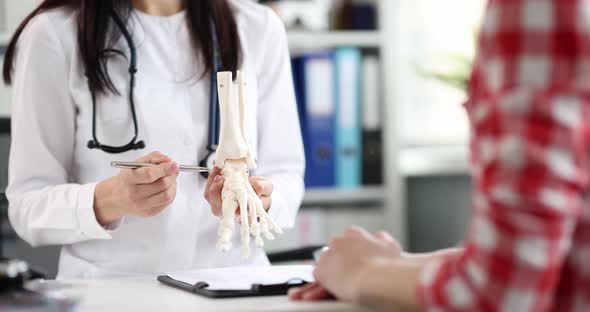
xmin=215 ymin=71 xmax=282 ymax=258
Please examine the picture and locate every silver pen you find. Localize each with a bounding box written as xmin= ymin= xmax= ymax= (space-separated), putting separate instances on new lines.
xmin=111 ymin=161 xmax=211 ymax=173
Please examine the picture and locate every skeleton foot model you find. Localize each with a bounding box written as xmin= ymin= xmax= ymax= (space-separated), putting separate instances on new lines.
xmin=215 ymin=71 xmax=282 ymax=258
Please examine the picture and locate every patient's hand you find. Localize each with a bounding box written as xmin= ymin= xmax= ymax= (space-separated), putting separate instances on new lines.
xmin=289 ymin=227 xmax=403 ymax=303
xmin=288 ymin=282 xmax=333 ymax=301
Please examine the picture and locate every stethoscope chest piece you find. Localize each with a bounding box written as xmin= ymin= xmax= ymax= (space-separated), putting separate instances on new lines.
xmin=199 ymin=150 xmax=217 ymax=178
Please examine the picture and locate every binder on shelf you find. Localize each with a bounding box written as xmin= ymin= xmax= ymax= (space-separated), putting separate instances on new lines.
xmin=292 ymin=51 xmax=336 ymax=188
xmin=337 ymin=2 xmax=377 ymax=30
xmin=334 ymin=48 xmax=362 ymax=189
xmin=350 ymin=4 xmax=377 ymax=30
xmin=361 ymin=55 xmax=383 ymax=185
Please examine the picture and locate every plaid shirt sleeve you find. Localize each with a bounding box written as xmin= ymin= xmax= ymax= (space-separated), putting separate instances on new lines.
xmin=417 ymin=0 xmax=590 ymax=311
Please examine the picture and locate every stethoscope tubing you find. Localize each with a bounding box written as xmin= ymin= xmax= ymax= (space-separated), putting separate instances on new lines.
xmin=88 ymin=10 xmax=221 ymax=159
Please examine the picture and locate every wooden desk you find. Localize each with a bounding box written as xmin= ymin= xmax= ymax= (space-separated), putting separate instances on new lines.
xmin=26 ymin=278 xmax=369 ymax=312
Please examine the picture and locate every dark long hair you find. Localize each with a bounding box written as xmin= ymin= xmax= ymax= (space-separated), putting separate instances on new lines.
xmin=2 ymin=0 xmax=241 ymax=95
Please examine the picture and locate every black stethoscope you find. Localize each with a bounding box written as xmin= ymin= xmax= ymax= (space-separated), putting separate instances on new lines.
xmin=87 ymin=10 xmax=220 ymax=176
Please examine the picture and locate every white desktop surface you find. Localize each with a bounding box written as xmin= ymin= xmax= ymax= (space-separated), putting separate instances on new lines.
xmin=27 ymin=278 xmax=368 ymax=312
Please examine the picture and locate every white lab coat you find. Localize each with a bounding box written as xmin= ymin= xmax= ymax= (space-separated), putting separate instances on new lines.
xmin=6 ymin=1 xmax=305 ymax=279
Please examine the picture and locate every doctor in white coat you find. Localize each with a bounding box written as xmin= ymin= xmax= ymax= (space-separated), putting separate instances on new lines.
xmin=3 ymin=0 xmax=304 ymax=279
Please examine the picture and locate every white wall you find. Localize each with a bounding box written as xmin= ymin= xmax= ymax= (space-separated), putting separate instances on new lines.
xmin=0 ymin=0 xmax=38 ymax=116
xmin=392 ymin=0 xmax=486 ymax=145
xmin=4 ymin=0 xmax=37 ymax=31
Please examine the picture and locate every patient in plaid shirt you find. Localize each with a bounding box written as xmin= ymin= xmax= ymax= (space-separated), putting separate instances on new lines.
xmin=290 ymin=0 xmax=590 ymax=311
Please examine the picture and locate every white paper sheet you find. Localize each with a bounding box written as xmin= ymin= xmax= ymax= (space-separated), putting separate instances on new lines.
xmin=166 ymin=265 xmax=314 ymax=290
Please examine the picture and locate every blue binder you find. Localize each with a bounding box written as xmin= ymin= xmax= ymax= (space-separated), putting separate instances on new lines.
xmin=292 ymin=52 xmax=336 ymax=188
xmin=334 ymin=48 xmax=362 ymax=189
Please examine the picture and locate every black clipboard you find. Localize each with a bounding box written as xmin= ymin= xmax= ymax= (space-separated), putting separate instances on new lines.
xmin=157 ymin=275 xmax=309 ymax=299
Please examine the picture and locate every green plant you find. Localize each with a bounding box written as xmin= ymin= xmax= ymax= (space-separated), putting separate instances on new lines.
xmin=417 ymin=31 xmax=477 ymax=91
xmin=417 ymin=54 xmax=472 ymax=91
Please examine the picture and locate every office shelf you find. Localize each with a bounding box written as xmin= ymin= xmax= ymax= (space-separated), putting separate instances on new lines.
xmin=302 ymin=186 xmax=386 ymax=207
xmin=0 ymin=30 xmax=382 ymax=50
xmin=399 ymin=144 xmax=470 ymax=177
xmin=282 ymin=2 xmax=406 ymax=242
xmin=287 ymin=31 xmax=382 ymax=48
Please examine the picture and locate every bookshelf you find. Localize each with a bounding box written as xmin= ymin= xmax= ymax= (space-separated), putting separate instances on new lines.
xmin=287 ymin=31 xmax=382 ymax=48
xmin=302 ymin=186 xmax=385 ymax=207
xmin=399 ymin=145 xmax=469 ymax=177
xmin=379 ymin=0 xmax=405 ymax=244
xmin=285 ymin=0 xmax=407 ymax=244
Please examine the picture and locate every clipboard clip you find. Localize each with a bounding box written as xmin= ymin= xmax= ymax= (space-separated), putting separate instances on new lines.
xmin=250 ymin=278 xmax=309 ymax=293
xmin=192 ymin=281 xmax=210 ymax=291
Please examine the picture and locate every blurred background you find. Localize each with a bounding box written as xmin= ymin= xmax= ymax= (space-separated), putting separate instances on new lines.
xmin=0 ymin=0 xmax=486 ymax=277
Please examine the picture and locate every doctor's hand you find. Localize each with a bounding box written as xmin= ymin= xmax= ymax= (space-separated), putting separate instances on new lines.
xmin=289 ymin=227 xmax=403 ymax=303
xmin=204 ymin=167 xmax=274 ymax=217
xmin=94 ymin=151 xmax=180 ymax=225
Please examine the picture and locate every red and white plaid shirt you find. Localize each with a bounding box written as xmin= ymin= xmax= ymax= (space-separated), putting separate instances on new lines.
xmin=418 ymin=0 xmax=590 ymax=311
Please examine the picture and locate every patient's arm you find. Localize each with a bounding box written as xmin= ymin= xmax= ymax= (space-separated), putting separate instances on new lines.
xmin=357 ymin=258 xmax=423 ymax=312
xmin=402 ymin=247 xmax=463 ymax=265
xmin=334 ymin=249 xmax=463 ymax=311
xmin=359 ymin=247 xmax=465 ymax=308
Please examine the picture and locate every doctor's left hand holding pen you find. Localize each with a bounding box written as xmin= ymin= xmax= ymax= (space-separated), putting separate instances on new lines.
xmin=93 ymin=151 xmax=180 ymax=226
